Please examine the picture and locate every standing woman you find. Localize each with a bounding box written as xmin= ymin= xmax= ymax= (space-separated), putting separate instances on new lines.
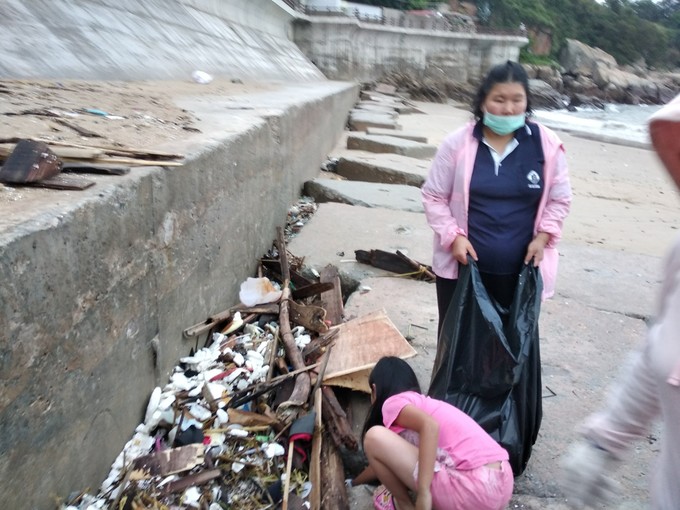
xmin=421 ymin=60 xmax=572 ymax=340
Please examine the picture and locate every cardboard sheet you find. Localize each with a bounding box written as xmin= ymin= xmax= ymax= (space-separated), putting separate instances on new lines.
xmin=322 ymin=308 xmax=417 ymax=393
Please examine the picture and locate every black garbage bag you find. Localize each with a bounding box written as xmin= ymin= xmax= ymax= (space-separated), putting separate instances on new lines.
xmin=428 ymin=258 xmax=543 ymax=476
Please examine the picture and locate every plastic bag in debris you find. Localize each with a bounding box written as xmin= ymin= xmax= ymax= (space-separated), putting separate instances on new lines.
xmin=239 ymin=277 xmax=282 ymax=307
xmin=428 ymin=258 xmax=543 ymax=476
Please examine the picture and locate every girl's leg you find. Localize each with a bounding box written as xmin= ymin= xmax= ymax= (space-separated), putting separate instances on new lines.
xmin=364 ymin=426 xmax=419 ymax=510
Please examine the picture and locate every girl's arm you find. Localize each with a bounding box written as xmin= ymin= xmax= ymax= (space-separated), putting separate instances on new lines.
xmin=394 ymin=404 xmax=439 ymax=510
xmin=349 ymin=464 xmax=377 ymax=486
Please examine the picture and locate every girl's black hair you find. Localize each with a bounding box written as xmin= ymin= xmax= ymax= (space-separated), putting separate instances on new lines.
xmin=361 ymin=356 xmax=421 ymax=442
xmin=472 ymin=60 xmax=532 ymax=121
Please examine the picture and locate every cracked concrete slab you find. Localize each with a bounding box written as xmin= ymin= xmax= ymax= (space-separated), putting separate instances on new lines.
xmin=347 ymin=133 xmax=437 ymax=159
xmin=365 ymin=127 xmax=429 ymax=143
xmin=303 ymin=178 xmax=424 ymax=212
xmin=335 ymin=153 xmax=430 ymax=187
xmin=348 ymin=110 xmax=402 ymax=131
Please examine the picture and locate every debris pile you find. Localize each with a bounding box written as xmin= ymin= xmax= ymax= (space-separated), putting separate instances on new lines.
xmin=61 ymin=225 xmax=416 ymax=510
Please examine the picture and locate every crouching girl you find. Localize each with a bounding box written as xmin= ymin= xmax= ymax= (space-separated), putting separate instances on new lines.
xmin=350 ymin=357 xmax=513 ymax=510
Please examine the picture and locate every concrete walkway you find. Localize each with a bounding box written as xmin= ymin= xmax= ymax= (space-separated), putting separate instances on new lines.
xmin=291 ymin=95 xmax=671 ymax=509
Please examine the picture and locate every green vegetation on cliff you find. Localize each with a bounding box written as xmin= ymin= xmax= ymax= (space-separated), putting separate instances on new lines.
xmin=478 ymin=0 xmax=679 ymax=69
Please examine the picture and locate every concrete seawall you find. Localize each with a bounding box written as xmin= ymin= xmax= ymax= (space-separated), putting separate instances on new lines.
xmin=0 ymin=0 xmax=322 ymax=81
xmin=293 ymin=16 xmax=528 ymax=82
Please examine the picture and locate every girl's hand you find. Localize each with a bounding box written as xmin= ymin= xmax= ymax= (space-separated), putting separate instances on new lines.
xmin=415 ymin=488 xmax=433 ymax=510
xmin=524 ymin=232 xmax=550 ymax=267
xmin=452 ymin=235 xmax=477 ymax=265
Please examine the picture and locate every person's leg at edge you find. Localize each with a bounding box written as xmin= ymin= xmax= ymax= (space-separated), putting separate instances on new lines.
xmin=364 ymin=426 xmax=419 ymax=510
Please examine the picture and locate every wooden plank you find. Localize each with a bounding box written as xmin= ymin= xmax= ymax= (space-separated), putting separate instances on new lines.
xmin=129 ymin=444 xmax=205 ymax=480
xmin=319 ymin=265 xmax=343 ymax=327
xmin=62 ymin=162 xmax=130 ymax=175
xmin=322 ymin=309 xmax=417 ymax=383
xmin=288 ymin=300 xmax=329 ymax=334
xmin=291 ymin=281 xmax=335 ymax=300
xmin=53 ymin=118 xmax=104 ymax=138
xmin=31 ymin=174 xmax=96 ymax=190
xmin=320 ymin=434 xmax=349 ymax=510
xmin=164 ymin=468 xmax=221 ymax=493
xmin=309 ymin=388 xmax=323 ymax=510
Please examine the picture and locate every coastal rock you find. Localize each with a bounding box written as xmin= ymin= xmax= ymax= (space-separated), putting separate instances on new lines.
xmin=559 ymin=39 xmax=618 ymax=77
xmin=528 ymin=79 xmax=565 ymax=109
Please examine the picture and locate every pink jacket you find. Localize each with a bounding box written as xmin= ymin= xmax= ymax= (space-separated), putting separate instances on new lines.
xmin=421 ymin=121 xmax=572 ymax=299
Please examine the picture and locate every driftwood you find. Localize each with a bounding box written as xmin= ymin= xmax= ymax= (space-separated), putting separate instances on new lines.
xmin=53 ymin=118 xmax=104 ymax=138
xmin=28 ymin=174 xmax=95 ymax=190
xmin=321 ymin=386 xmax=358 ymax=451
xmin=291 ymin=281 xmax=335 ymax=300
xmin=320 ymin=435 xmax=350 ymax=510
xmin=309 ymin=389 xmax=323 ymax=510
xmin=261 ymin=258 xmax=311 ymax=289
xmin=276 ymin=227 xmax=311 ymax=412
xmin=355 ymin=248 xmax=435 ymax=281
xmin=319 ymin=265 xmax=344 ymax=326
xmin=287 ymin=300 xmax=329 ymax=334
xmin=164 ymin=468 xmax=221 ymax=494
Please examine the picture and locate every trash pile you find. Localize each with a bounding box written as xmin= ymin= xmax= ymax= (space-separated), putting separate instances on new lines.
xmin=60 ymin=218 xmax=417 ymax=510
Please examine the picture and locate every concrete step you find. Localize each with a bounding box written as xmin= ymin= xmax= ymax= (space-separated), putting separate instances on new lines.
xmin=303 ymin=177 xmax=423 ymax=213
xmin=365 ymin=127 xmax=428 ymax=143
xmin=347 ymin=133 xmax=437 ymax=159
xmin=348 ymin=111 xmax=401 ymax=131
xmin=336 ymin=153 xmax=430 ymax=187
xmin=287 ymin=202 xmax=432 ymax=285
xmin=354 ymin=102 xmax=400 ymax=115
xmin=350 ymin=107 xmax=398 ymax=119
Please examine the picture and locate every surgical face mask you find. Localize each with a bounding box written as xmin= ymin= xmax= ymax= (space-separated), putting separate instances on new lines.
xmin=483 ymin=111 xmax=526 ymax=135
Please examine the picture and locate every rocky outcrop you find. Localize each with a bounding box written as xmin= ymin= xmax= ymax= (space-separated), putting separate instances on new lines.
xmin=558 ymin=39 xmax=680 ymax=106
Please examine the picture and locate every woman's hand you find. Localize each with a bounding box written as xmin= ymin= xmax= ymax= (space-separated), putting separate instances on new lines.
xmin=452 ymin=235 xmax=477 ymax=265
xmin=524 ymin=232 xmax=550 ymax=267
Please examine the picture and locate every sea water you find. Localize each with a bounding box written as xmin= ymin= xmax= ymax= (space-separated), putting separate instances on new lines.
xmin=533 ymin=103 xmax=663 ymax=147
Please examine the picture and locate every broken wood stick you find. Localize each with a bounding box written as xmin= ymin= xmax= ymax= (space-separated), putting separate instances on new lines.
xmin=396 ymin=250 xmax=436 ymax=281
xmin=164 ymin=468 xmax=221 ymax=494
xmin=355 ymin=248 xmax=434 ymax=281
xmin=309 ymin=388 xmax=323 ymax=510
xmin=291 ymin=281 xmax=335 ymax=300
xmin=319 ymin=265 xmax=344 ymax=326
xmin=321 ymin=386 xmax=358 ymax=451
xmin=53 ymin=118 xmax=104 ymax=138
xmin=276 ymin=226 xmax=311 ymax=411
xmin=287 ymin=299 xmax=329 ymax=334
xmin=0 ymin=137 xmax=184 ymax=160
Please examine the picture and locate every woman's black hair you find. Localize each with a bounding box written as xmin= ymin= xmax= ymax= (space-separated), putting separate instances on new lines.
xmin=361 ymin=356 xmax=421 ymax=443
xmin=472 ymin=60 xmax=532 ymax=121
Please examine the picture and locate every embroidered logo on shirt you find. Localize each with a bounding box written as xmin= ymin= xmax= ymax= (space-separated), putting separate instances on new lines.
xmin=526 ymin=170 xmax=541 ymax=189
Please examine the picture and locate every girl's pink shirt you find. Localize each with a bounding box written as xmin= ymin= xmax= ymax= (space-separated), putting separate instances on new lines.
xmin=421 ymin=121 xmax=572 ymax=299
xmin=382 ymin=391 xmax=508 ymax=470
